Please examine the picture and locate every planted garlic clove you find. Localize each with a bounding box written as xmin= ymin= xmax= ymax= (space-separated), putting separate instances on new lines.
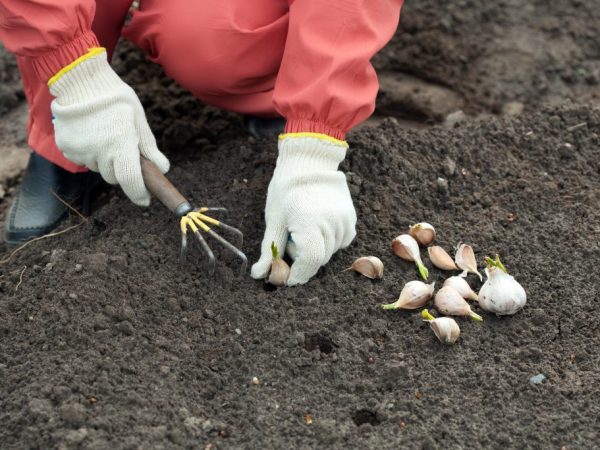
xmin=478 ymin=255 xmax=526 ymax=315
xmin=392 ymin=234 xmax=429 ymax=280
xmin=347 ymin=256 xmax=384 ymax=279
xmin=422 ymin=309 xmax=460 ymax=344
xmin=443 ymin=276 xmax=478 ymax=301
xmin=409 ymin=222 xmax=436 ymax=246
xmin=428 ymin=246 xmax=458 ymax=271
xmin=434 ymin=286 xmax=482 ymax=321
xmin=267 ymin=242 xmax=290 ymax=286
xmin=455 ymin=243 xmax=482 ymax=281
xmin=382 ymin=281 xmax=435 ymax=310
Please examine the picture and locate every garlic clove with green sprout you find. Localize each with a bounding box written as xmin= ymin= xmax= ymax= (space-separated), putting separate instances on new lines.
xmin=443 ymin=276 xmax=478 ymax=301
xmin=422 ymin=309 xmax=460 ymax=344
xmin=346 ymin=256 xmax=384 ymax=279
xmin=267 ymin=242 xmax=290 ymax=286
xmin=478 ymin=255 xmax=526 ymax=315
xmin=409 ymin=222 xmax=436 ymax=246
xmin=434 ymin=286 xmax=483 ymax=321
xmin=392 ymin=234 xmax=429 ymax=280
xmin=428 ymin=246 xmax=458 ymax=271
xmin=455 ymin=243 xmax=482 ymax=281
xmin=381 ymin=281 xmax=435 ymax=310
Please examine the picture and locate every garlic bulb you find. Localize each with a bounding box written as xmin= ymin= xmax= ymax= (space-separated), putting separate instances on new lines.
xmin=382 ymin=281 xmax=435 ymax=310
xmin=409 ymin=222 xmax=436 ymax=246
xmin=422 ymin=309 xmax=460 ymax=344
xmin=392 ymin=234 xmax=429 ymax=280
xmin=478 ymin=255 xmax=526 ymax=315
xmin=428 ymin=246 xmax=458 ymax=271
xmin=434 ymin=286 xmax=482 ymax=321
xmin=455 ymin=243 xmax=482 ymax=281
xmin=347 ymin=256 xmax=384 ymax=279
xmin=443 ymin=276 xmax=478 ymax=301
xmin=267 ymin=242 xmax=290 ymax=286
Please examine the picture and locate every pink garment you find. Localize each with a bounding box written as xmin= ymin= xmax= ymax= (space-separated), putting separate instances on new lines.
xmin=0 ymin=0 xmax=403 ymax=172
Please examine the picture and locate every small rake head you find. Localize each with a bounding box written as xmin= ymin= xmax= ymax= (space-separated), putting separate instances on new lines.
xmin=179 ymin=207 xmax=247 ymax=276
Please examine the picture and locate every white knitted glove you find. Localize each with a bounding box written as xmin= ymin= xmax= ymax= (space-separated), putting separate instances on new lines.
xmin=50 ymin=48 xmax=169 ymax=206
xmin=251 ymin=134 xmax=357 ymax=286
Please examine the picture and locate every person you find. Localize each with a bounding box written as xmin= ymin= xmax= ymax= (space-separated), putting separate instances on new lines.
xmin=0 ymin=0 xmax=403 ymax=285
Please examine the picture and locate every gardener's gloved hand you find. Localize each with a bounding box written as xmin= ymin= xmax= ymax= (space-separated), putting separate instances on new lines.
xmin=50 ymin=48 xmax=169 ymax=206
xmin=251 ymin=134 xmax=357 ymax=286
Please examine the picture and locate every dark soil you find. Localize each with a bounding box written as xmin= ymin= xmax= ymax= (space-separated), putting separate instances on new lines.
xmin=2 ymin=1 xmax=600 ymax=449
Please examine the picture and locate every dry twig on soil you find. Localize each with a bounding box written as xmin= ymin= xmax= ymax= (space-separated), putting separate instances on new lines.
xmin=0 ymin=191 xmax=88 ymax=266
xmin=13 ymin=265 xmax=27 ymax=294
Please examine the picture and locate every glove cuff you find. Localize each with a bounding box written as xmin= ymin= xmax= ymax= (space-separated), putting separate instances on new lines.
xmin=277 ymin=133 xmax=348 ymax=173
xmin=49 ymin=48 xmax=123 ymax=104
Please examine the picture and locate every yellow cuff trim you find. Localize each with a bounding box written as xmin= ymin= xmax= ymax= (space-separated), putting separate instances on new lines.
xmin=279 ymin=132 xmax=348 ymax=149
xmin=47 ymin=47 xmax=107 ymax=87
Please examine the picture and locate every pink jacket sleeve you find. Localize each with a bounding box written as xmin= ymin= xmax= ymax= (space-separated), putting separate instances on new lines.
xmin=0 ymin=0 xmax=99 ymax=81
xmin=274 ymin=0 xmax=403 ymax=140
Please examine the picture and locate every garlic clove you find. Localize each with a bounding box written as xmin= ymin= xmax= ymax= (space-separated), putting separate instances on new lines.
xmin=392 ymin=234 xmax=417 ymax=261
xmin=422 ymin=310 xmax=460 ymax=344
xmin=434 ymin=286 xmax=482 ymax=321
xmin=430 ymin=317 xmax=461 ymax=344
xmin=477 ymin=255 xmax=526 ymax=315
xmin=409 ymin=222 xmax=436 ymax=246
xmin=428 ymin=246 xmax=458 ymax=271
xmin=392 ymin=234 xmax=429 ymax=280
xmin=348 ymin=256 xmax=384 ymax=279
xmin=455 ymin=243 xmax=482 ymax=281
xmin=382 ymin=281 xmax=435 ymax=310
xmin=443 ymin=276 xmax=478 ymax=301
xmin=267 ymin=242 xmax=290 ymax=286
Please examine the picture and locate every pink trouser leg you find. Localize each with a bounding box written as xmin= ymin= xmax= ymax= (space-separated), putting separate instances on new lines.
xmin=16 ymin=0 xmax=133 ymax=173
xmin=123 ymin=0 xmax=288 ymax=117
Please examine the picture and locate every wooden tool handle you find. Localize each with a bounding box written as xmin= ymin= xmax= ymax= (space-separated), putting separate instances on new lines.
xmin=140 ymin=157 xmax=190 ymax=215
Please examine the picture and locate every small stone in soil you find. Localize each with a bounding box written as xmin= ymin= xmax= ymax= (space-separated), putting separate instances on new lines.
xmin=529 ymin=374 xmax=546 ymax=385
xmin=442 ymin=157 xmax=456 ymax=177
xmin=436 ymin=177 xmax=449 ymax=194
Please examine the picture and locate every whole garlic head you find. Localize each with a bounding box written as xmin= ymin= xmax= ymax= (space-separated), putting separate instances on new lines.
xmin=478 ymin=256 xmax=526 ymax=315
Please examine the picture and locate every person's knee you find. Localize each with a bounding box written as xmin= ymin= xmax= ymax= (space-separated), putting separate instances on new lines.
xmin=127 ymin=1 xmax=285 ymax=98
xmin=158 ymin=22 xmax=252 ymax=96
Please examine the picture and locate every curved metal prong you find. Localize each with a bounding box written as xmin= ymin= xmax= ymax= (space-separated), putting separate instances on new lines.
xmin=180 ymin=232 xmax=188 ymax=263
xmin=198 ymin=207 xmax=228 ymax=215
xmin=207 ymin=229 xmax=248 ymax=276
xmin=190 ymin=230 xmax=214 ymax=275
xmin=215 ymin=222 xmax=244 ymax=246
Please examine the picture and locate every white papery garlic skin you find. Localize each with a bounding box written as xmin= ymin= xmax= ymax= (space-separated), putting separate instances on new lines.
xmin=430 ymin=317 xmax=461 ymax=344
xmin=428 ymin=246 xmax=458 ymax=271
xmin=349 ymin=256 xmax=384 ymax=279
xmin=382 ymin=281 xmax=435 ymax=310
xmin=422 ymin=309 xmax=460 ymax=344
xmin=443 ymin=276 xmax=478 ymax=301
xmin=409 ymin=223 xmax=436 ymax=246
xmin=478 ymin=267 xmax=526 ymax=315
xmin=455 ymin=244 xmax=482 ymax=281
xmin=434 ymin=286 xmax=483 ymax=321
xmin=392 ymin=234 xmax=429 ymax=280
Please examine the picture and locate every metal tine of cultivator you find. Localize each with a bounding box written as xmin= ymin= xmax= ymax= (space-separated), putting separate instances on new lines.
xmin=205 ymin=228 xmax=248 ymax=276
xmin=214 ymin=221 xmax=244 ymax=246
xmin=180 ymin=232 xmax=188 ymax=263
xmin=192 ymin=209 xmax=244 ymax=246
xmin=199 ymin=207 xmax=228 ymax=214
xmin=192 ymin=230 xmax=217 ymax=275
xmin=180 ymin=210 xmax=247 ymax=275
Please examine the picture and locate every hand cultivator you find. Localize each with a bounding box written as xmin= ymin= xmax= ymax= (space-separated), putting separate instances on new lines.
xmin=140 ymin=158 xmax=247 ymax=275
